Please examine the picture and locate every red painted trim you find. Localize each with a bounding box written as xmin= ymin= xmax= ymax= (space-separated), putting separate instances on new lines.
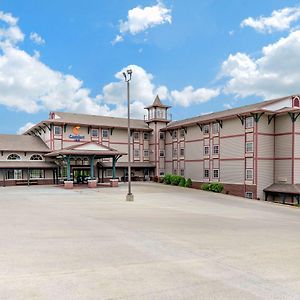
xmin=185 ymin=159 xmax=204 ymax=162
xmin=185 ymin=138 xmax=204 ymax=143
xmin=220 ymin=158 xmax=244 ymax=161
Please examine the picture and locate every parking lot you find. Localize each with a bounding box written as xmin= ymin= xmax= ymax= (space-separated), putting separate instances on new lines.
xmin=1 ymin=182 xmax=300 ymax=299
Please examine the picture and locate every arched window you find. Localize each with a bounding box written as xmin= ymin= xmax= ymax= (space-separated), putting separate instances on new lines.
xmin=7 ymin=154 xmax=21 ymax=160
xmin=30 ymin=154 xmax=43 ymax=161
xmin=293 ymin=96 xmax=300 ymax=108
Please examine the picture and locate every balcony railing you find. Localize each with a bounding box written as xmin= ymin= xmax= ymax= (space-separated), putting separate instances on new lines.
xmin=144 ymin=113 xmax=172 ymax=121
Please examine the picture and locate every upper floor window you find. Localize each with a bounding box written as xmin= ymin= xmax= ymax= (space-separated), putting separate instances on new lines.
xmin=133 ymin=132 xmax=139 ymax=140
xmin=30 ymin=154 xmax=43 ymax=161
xmin=91 ymin=128 xmax=98 ymax=137
xmin=180 ymin=169 xmax=185 ymax=176
xmin=180 ymin=129 xmax=185 ymax=138
xmin=160 ymin=132 xmax=165 ymax=139
xmin=245 ymin=117 xmax=254 ymax=128
xmin=172 ymin=130 xmax=177 ymax=139
xmin=159 ymin=149 xmax=165 ymax=157
xmin=293 ymin=96 xmax=300 ymax=107
xmin=203 ymin=125 xmax=209 ymax=134
xmin=7 ymin=154 xmax=21 ymax=160
xmin=54 ymin=126 xmax=61 ymax=135
xmin=213 ymin=145 xmax=219 ymax=155
xmin=180 ymin=148 xmax=185 ymax=156
xmin=246 ymin=142 xmax=253 ymax=153
xmin=144 ymin=150 xmax=149 ymax=157
xmin=204 ymin=146 xmax=209 ymax=155
xmin=212 ymin=123 xmax=219 ymax=134
xmin=173 ymin=148 xmax=177 ymax=157
xmin=143 ymin=132 xmax=149 ymax=140
xmin=134 ymin=149 xmax=140 ymax=157
xmin=102 ymin=129 xmax=109 ymax=138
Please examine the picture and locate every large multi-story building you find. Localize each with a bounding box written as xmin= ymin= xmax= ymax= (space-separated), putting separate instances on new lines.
xmin=1 ymin=94 xmax=300 ymax=203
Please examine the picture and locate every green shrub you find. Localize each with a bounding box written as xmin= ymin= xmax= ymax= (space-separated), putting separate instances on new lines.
xmin=170 ymin=175 xmax=182 ymax=186
xmin=201 ymin=182 xmax=224 ymax=193
xmin=201 ymin=183 xmax=210 ymax=191
xmin=163 ymin=173 xmax=172 ymax=184
xmin=185 ymin=178 xmax=192 ymax=188
xmin=209 ymin=182 xmax=224 ymax=193
xmin=179 ymin=177 xmax=186 ymax=187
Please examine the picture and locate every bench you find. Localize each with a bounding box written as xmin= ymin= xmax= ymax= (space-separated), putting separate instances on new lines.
xmin=16 ymin=180 xmax=38 ymax=186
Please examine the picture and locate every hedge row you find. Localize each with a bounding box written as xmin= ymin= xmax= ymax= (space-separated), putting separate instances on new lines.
xmin=162 ymin=174 xmax=192 ymax=188
xmin=201 ymin=182 xmax=224 ymax=193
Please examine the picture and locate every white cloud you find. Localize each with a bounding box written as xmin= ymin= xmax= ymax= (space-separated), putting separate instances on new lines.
xmin=223 ymin=103 xmax=233 ymax=109
xmin=111 ymin=34 xmax=123 ymax=45
xmin=220 ymin=30 xmax=300 ymax=99
xmin=241 ymin=7 xmax=300 ymax=33
xmin=17 ymin=122 xmax=35 ymax=134
xmin=170 ymin=86 xmax=220 ymax=107
xmin=114 ymin=1 xmax=171 ymax=43
xmin=30 ymin=32 xmax=45 ymax=45
xmin=0 ymin=11 xmax=18 ymax=26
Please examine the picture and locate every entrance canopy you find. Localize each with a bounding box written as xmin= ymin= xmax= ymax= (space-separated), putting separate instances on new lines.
xmin=45 ymin=142 xmax=126 ymax=181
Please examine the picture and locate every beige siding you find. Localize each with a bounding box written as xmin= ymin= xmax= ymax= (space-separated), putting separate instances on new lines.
xmin=257 ymin=160 xmax=274 ymax=199
xmin=185 ymin=141 xmax=202 ymax=160
xmin=185 ymin=125 xmax=202 ymax=142
xmin=185 ymin=161 xmax=203 ymax=181
xmin=220 ymin=118 xmax=244 ymax=136
xmin=275 ymin=115 xmax=292 ymax=133
xmin=275 ymin=135 xmax=292 ymax=158
xmin=220 ymin=160 xmax=244 ymax=184
xmin=258 ymin=115 xmax=274 ymax=133
xmin=220 ymin=136 xmax=244 ymax=159
xmin=275 ymin=160 xmax=292 ymax=184
xmin=258 ymin=135 xmax=274 ymax=158
xmin=294 ymin=160 xmax=300 ymax=184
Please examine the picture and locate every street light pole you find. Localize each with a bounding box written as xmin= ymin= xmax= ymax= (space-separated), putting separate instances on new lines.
xmin=123 ymin=69 xmax=134 ymax=202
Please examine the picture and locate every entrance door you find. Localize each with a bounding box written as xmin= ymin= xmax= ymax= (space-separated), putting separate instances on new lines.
xmin=73 ymin=169 xmax=90 ymax=183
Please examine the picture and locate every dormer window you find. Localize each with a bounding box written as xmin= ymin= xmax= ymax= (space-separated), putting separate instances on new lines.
xmin=293 ymin=96 xmax=300 ymax=107
xmin=7 ymin=154 xmax=21 ymax=160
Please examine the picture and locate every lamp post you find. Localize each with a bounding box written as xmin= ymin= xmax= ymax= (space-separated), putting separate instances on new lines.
xmin=123 ymin=69 xmax=134 ymax=201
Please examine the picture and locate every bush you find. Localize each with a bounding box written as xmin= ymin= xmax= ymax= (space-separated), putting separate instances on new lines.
xmin=201 ymin=182 xmax=224 ymax=193
xmin=201 ymin=183 xmax=210 ymax=191
xmin=163 ymin=173 xmax=172 ymax=185
xmin=170 ymin=175 xmax=182 ymax=186
xmin=209 ymin=182 xmax=224 ymax=193
xmin=185 ymin=178 xmax=192 ymax=188
xmin=179 ymin=177 xmax=186 ymax=187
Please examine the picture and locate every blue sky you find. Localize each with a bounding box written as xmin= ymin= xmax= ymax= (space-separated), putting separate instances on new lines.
xmin=1 ymin=0 xmax=300 ymax=134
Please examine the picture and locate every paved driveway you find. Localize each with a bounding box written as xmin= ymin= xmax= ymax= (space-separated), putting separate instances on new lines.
xmin=1 ymin=182 xmax=300 ymax=300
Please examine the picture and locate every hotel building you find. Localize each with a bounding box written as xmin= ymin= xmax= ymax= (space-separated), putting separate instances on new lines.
xmin=1 ymin=94 xmax=300 ymax=203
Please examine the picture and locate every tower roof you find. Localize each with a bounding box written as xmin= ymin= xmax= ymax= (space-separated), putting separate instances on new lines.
xmin=145 ymin=95 xmax=171 ymax=109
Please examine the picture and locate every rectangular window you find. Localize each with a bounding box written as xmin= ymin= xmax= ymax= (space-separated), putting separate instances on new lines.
xmin=212 ymin=123 xmax=219 ymax=134
xmin=213 ymin=145 xmax=219 ymax=155
xmin=213 ymin=169 xmax=219 ymax=178
xmin=133 ymin=132 xmax=139 ymax=140
xmin=180 ymin=169 xmax=185 ymax=176
xmin=159 ymin=149 xmax=165 ymax=157
xmin=54 ymin=126 xmax=61 ymax=135
xmin=159 ymin=170 xmax=165 ymax=176
xmin=245 ymin=192 xmax=253 ymax=199
xmin=203 ymin=125 xmax=209 ymax=134
xmin=102 ymin=129 xmax=109 ymax=138
xmin=245 ymin=116 xmax=254 ymax=128
xmin=106 ymin=169 xmax=112 ymax=177
xmin=173 ymin=148 xmax=177 ymax=157
xmin=30 ymin=169 xmax=44 ymax=179
xmin=143 ymin=132 xmax=149 ymax=140
xmin=172 ymin=130 xmax=177 ymax=139
xmin=180 ymin=129 xmax=185 ymax=138
xmin=6 ymin=170 xmax=22 ymax=180
xmin=144 ymin=150 xmax=149 ymax=157
xmin=204 ymin=146 xmax=209 ymax=155
xmin=91 ymin=128 xmax=98 ymax=137
xmin=246 ymin=142 xmax=253 ymax=153
xmin=160 ymin=132 xmax=165 ymax=139
xmin=180 ymin=148 xmax=184 ymax=156
xmin=173 ymin=169 xmax=177 ymax=175
xmin=134 ymin=149 xmax=140 ymax=157
xmin=204 ymin=169 xmax=209 ymax=178
xmin=246 ymin=169 xmax=253 ymax=180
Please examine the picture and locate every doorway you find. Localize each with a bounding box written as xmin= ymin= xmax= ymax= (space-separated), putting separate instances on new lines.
xmin=73 ymin=169 xmax=90 ymax=184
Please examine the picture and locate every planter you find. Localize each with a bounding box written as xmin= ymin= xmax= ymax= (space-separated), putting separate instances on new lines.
xmin=88 ymin=179 xmax=98 ymax=188
xmin=110 ymin=179 xmax=119 ymax=187
xmin=64 ymin=181 xmax=74 ymax=189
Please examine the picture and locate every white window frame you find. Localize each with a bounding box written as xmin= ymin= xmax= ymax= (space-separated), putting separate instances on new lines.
xmin=203 ymin=125 xmax=209 ymax=135
xmin=159 ymin=149 xmax=165 ymax=157
xmin=212 ymin=123 xmax=219 ymax=134
xmin=7 ymin=153 xmax=21 ymax=160
xmin=54 ymin=126 xmax=61 ymax=135
xmin=246 ymin=141 xmax=253 ymax=153
xmin=134 ymin=149 xmax=140 ymax=157
xmin=204 ymin=169 xmax=209 ymax=178
xmin=133 ymin=132 xmax=139 ymax=140
xmin=30 ymin=154 xmax=43 ymax=161
xmin=102 ymin=129 xmax=109 ymax=138
xmin=245 ymin=116 xmax=254 ymax=128
xmin=180 ymin=129 xmax=185 ymax=138
xmin=204 ymin=146 xmax=209 ymax=155
xmin=159 ymin=170 xmax=165 ymax=176
xmin=213 ymin=145 xmax=219 ymax=155
xmin=246 ymin=169 xmax=253 ymax=180
xmin=213 ymin=169 xmax=219 ymax=178
xmin=172 ymin=148 xmax=177 ymax=157
xmin=143 ymin=132 xmax=149 ymax=140
xmin=245 ymin=192 xmax=253 ymax=199
xmin=159 ymin=132 xmax=165 ymax=139
xmin=91 ymin=128 xmax=99 ymax=138
xmin=144 ymin=149 xmax=149 ymax=157
xmin=180 ymin=148 xmax=184 ymax=156
xmin=180 ymin=169 xmax=185 ymax=176
xmin=172 ymin=130 xmax=177 ymax=139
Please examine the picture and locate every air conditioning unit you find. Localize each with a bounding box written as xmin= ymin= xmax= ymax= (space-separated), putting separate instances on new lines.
xmin=277 ymin=177 xmax=287 ymax=183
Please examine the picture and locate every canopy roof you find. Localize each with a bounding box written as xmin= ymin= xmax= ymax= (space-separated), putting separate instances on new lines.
xmin=264 ymin=183 xmax=300 ymax=195
xmin=99 ymin=161 xmax=155 ymax=168
xmin=0 ymin=161 xmax=56 ymax=169
xmin=45 ymin=142 xmax=126 ymax=158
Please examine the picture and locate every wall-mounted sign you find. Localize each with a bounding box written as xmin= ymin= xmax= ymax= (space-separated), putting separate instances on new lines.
xmin=69 ymin=126 xmax=85 ymax=141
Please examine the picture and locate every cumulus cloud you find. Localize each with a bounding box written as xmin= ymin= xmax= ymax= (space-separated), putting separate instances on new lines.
xmin=113 ymin=1 xmax=171 ymax=44
xmin=170 ymin=86 xmax=220 ymax=107
xmin=30 ymin=32 xmax=45 ymax=45
xmin=17 ymin=122 xmax=35 ymax=134
xmin=220 ymin=30 xmax=300 ymax=99
xmin=241 ymin=7 xmax=300 ymax=33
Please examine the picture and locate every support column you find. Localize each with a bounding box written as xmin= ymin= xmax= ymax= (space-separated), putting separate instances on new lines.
xmin=112 ymin=156 xmax=116 ymax=179
xmin=64 ymin=155 xmax=73 ymax=189
xmin=27 ymin=168 xmax=30 ymax=186
xmin=90 ymin=156 xmax=95 ymax=179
